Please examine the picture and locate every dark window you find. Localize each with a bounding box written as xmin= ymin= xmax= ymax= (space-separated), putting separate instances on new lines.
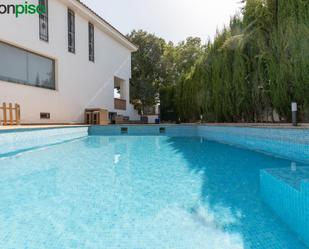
xmin=39 ymin=0 xmax=49 ymax=42
xmin=88 ymin=22 xmax=94 ymax=62
xmin=68 ymin=9 xmax=75 ymax=53
xmin=0 ymin=42 xmax=56 ymax=90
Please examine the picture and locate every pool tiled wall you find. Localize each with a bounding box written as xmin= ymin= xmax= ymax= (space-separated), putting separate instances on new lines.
xmin=1 ymin=125 xmax=308 ymax=165
xmin=89 ymin=125 xmax=198 ymax=137
xmin=90 ymin=125 xmax=309 ymax=163
xmin=0 ymin=127 xmax=88 ymax=157
xmin=260 ymin=167 xmax=309 ymax=247
xmin=198 ymin=126 xmax=309 ymax=164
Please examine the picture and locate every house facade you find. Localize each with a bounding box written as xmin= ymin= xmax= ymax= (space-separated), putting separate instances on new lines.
xmin=0 ymin=0 xmax=139 ymax=124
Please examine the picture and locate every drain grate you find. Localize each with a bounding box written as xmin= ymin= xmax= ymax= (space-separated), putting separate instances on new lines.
xmin=121 ymin=127 xmax=128 ymax=134
xmin=159 ymin=127 xmax=166 ymax=134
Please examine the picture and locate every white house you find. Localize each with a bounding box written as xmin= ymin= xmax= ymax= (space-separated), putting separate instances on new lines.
xmin=0 ymin=0 xmax=139 ymax=124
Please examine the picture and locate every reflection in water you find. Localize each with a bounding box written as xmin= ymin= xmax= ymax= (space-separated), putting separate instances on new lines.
xmin=114 ymin=154 xmax=121 ymax=164
xmin=291 ymin=161 xmax=297 ymax=171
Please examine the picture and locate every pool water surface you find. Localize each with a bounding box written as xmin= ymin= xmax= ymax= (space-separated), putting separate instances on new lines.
xmin=0 ymin=136 xmax=307 ymax=249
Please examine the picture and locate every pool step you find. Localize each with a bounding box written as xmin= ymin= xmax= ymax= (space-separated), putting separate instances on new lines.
xmin=260 ymin=167 xmax=309 ymax=247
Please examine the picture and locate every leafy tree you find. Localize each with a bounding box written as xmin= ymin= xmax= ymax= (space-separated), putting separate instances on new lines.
xmin=127 ymin=30 xmax=165 ymax=113
xmin=161 ymin=37 xmax=205 ymax=121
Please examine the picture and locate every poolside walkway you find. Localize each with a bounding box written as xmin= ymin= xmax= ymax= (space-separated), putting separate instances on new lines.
xmin=201 ymin=123 xmax=309 ymax=129
xmin=0 ymin=124 xmax=89 ymax=131
xmin=0 ymin=123 xmax=309 ymax=130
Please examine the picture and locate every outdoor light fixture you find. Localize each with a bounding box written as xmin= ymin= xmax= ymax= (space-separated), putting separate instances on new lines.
xmin=291 ymin=102 xmax=297 ymax=126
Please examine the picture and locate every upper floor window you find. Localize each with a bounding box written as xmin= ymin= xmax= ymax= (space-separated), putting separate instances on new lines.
xmin=39 ymin=0 xmax=49 ymax=42
xmin=0 ymin=42 xmax=55 ymax=90
xmin=88 ymin=22 xmax=94 ymax=62
xmin=68 ymin=9 xmax=75 ymax=53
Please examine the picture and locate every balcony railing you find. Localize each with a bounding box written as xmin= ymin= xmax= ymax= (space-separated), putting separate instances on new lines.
xmin=114 ymin=98 xmax=126 ymax=110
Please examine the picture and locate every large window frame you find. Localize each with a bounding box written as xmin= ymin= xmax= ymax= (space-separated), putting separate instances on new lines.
xmin=88 ymin=22 xmax=94 ymax=62
xmin=68 ymin=9 xmax=75 ymax=53
xmin=0 ymin=41 xmax=56 ymax=90
xmin=39 ymin=0 xmax=49 ymax=42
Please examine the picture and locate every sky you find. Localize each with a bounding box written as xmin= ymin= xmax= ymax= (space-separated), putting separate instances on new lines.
xmin=81 ymin=0 xmax=243 ymax=44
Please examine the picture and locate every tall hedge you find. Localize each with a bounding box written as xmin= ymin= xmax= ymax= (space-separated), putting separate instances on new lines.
xmin=171 ymin=0 xmax=309 ymax=122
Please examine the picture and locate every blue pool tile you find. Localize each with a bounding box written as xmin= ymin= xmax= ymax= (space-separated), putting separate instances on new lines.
xmin=260 ymin=167 xmax=309 ymax=247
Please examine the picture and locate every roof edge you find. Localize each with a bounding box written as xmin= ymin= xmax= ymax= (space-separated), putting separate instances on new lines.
xmin=65 ymin=0 xmax=138 ymax=52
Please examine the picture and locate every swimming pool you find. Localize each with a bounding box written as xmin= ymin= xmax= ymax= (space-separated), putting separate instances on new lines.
xmin=0 ymin=126 xmax=308 ymax=249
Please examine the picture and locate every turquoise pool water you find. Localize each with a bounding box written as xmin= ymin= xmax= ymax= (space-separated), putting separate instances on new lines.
xmin=0 ymin=135 xmax=308 ymax=249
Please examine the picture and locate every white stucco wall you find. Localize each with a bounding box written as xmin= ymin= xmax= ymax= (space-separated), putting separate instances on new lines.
xmin=0 ymin=0 xmax=139 ymax=124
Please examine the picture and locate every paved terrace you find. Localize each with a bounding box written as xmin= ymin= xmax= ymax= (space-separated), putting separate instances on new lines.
xmin=0 ymin=123 xmax=309 ymax=131
xmin=0 ymin=125 xmax=89 ymax=131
